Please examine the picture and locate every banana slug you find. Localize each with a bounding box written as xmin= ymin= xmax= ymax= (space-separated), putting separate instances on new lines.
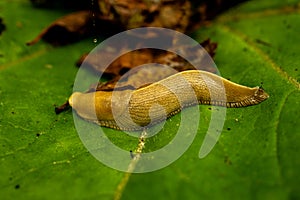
xmin=69 ymin=70 xmax=269 ymax=130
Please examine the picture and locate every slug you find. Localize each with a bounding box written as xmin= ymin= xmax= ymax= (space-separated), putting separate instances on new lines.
xmin=69 ymin=70 xmax=269 ymax=130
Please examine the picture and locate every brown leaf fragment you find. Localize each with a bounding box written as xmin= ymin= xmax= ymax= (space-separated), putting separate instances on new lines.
xmin=26 ymin=11 xmax=93 ymax=46
xmin=77 ymin=38 xmax=217 ymax=78
xmin=200 ymin=39 xmax=218 ymax=58
xmin=97 ymin=0 xmax=192 ymax=32
xmin=55 ymin=101 xmax=70 ymax=114
xmin=77 ymin=48 xmax=156 ymax=78
xmin=79 ymin=38 xmax=217 ymax=92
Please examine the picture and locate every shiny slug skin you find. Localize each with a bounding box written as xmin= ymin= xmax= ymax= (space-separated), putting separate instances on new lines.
xmin=69 ymin=70 xmax=269 ymax=130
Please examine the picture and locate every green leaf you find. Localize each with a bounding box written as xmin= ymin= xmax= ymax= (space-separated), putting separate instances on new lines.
xmin=0 ymin=0 xmax=299 ymax=200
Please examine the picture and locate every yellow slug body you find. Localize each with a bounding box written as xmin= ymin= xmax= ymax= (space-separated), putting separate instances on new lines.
xmin=69 ymin=70 xmax=269 ymax=130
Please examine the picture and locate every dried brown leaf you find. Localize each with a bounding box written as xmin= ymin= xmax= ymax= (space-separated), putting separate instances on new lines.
xmin=29 ymin=0 xmax=248 ymax=45
xmin=27 ymin=11 xmax=92 ymax=46
xmin=77 ymin=39 xmax=217 ymax=92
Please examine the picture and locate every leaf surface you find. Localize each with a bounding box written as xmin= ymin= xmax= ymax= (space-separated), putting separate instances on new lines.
xmin=0 ymin=0 xmax=299 ymax=200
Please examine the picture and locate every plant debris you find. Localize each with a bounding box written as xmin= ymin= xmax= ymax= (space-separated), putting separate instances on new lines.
xmin=28 ymin=0 xmax=248 ymax=45
xmin=55 ymin=101 xmax=70 ymax=114
xmin=78 ymin=39 xmax=217 ymax=92
xmin=27 ymin=11 xmax=92 ymax=46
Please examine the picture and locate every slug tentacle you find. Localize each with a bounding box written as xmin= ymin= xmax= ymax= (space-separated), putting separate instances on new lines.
xmin=69 ymin=70 xmax=269 ymax=130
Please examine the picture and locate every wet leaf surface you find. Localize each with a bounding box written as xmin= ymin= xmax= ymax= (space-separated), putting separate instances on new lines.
xmin=0 ymin=0 xmax=299 ymax=200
